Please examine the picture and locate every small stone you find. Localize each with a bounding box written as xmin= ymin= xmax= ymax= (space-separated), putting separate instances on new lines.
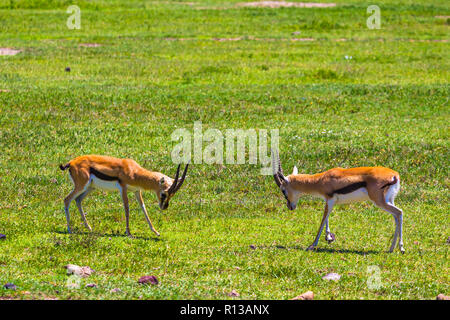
xmin=249 ymin=244 xmax=256 ymax=250
xmin=228 ymin=290 xmax=239 ymax=297
xmin=292 ymin=31 xmax=301 ymax=35
xmin=65 ymin=67 xmax=71 ymax=72
xmin=138 ymin=275 xmax=158 ymax=285
xmin=0 ymin=234 xmax=6 ymax=240
xmin=64 ymin=264 xmax=94 ymax=278
xmin=110 ymin=288 xmax=122 ymax=293
xmin=85 ymin=283 xmax=97 ymax=288
xmin=291 ymin=291 xmax=314 ymax=300
xmin=446 ymin=237 xmax=450 ymax=244
xmin=322 ymin=273 xmax=341 ymax=281
xmin=4 ymin=283 xmax=16 ymax=290
xmin=437 ymin=294 xmax=450 ymax=300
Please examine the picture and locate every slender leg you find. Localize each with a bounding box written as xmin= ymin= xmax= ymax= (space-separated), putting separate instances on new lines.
xmin=397 ymin=209 xmax=404 ymax=253
xmin=75 ymin=188 xmax=93 ymax=231
xmin=376 ymin=201 xmax=404 ymax=253
xmin=118 ymin=183 xmax=131 ymax=236
xmin=390 ymin=214 xmax=399 ymax=252
xmin=64 ymin=187 xmax=85 ymax=234
xmin=324 ymin=217 xmax=335 ymax=243
xmin=307 ymin=199 xmax=335 ymax=250
xmin=135 ymin=191 xmax=160 ymax=237
xmin=385 ymin=184 xmax=404 ymax=253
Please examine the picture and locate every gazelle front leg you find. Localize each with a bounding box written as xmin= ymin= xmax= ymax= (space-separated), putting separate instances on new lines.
xmin=325 ymin=217 xmax=336 ymax=244
xmin=307 ymin=198 xmax=335 ymax=250
xmin=135 ymin=190 xmax=160 ymax=237
xmin=118 ymin=183 xmax=131 ymax=237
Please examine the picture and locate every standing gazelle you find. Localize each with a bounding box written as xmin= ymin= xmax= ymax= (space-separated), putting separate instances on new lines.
xmin=271 ymin=150 xmax=404 ymax=253
xmin=60 ymin=155 xmax=189 ymax=237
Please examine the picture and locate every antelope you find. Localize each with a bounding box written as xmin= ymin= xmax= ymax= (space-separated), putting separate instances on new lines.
xmin=271 ymin=150 xmax=404 ymax=253
xmin=59 ymin=155 xmax=189 ymax=237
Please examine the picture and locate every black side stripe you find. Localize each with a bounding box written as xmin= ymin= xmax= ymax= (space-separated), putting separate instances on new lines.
xmin=89 ymin=167 xmax=121 ymax=183
xmin=328 ymin=181 xmax=367 ymax=197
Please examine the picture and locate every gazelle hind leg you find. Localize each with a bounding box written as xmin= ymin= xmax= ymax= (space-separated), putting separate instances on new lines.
xmin=75 ymin=187 xmax=93 ymax=231
xmin=384 ymin=183 xmax=404 ymax=253
xmin=370 ymin=189 xmax=404 ymax=253
xmin=63 ymin=169 xmax=90 ymax=234
xmin=64 ymin=187 xmax=86 ymax=233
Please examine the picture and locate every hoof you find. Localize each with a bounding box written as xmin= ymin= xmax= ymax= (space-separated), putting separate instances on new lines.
xmin=306 ymin=245 xmax=316 ymax=251
xmin=326 ymin=232 xmax=336 ymax=244
xmin=400 ymin=247 xmax=405 ymax=254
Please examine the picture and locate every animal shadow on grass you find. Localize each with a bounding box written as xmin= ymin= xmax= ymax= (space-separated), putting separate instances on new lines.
xmin=54 ymin=229 xmax=162 ymax=242
xmin=257 ymin=244 xmax=379 ymax=255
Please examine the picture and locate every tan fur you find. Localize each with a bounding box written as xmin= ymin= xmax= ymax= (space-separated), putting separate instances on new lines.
xmin=286 ymin=167 xmax=399 ymax=201
xmin=274 ymin=162 xmax=404 ymax=253
xmin=61 ymin=155 xmax=186 ymax=237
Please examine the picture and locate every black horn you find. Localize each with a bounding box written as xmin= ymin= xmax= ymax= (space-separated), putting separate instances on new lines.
xmin=173 ymin=163 xmax=189 ymax=194
xmin=167 ymin=164 xmax=181 ymax=195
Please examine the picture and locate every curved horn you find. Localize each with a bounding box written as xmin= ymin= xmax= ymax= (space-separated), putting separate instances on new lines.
xmin=172 ymin=163 xmax=189 ymax=194
xmin=277 ymin=150 xmax=284 ymax=176
xmin=167 ymin=164 xmax=181 ymax=194
xmin=273 ymin=149 xmax=288 ymax=185
xmin=272 ymin=149 xmax=282 ymax=187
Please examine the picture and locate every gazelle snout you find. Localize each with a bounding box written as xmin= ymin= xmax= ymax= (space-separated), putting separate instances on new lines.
xmin=287 ymin=201 xmax=296 ymax=211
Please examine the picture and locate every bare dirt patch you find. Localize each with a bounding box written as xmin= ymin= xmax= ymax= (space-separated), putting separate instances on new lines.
xmin=237 ymin=1 xmax=336 ymax=8
xmin=0 ymin=48 xmax=22 ymax=56
xmin=79 ymin=43 xmax=102 ymax=48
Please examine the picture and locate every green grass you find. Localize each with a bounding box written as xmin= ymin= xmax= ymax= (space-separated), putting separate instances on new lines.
xmin=0 ymin=0 xmax=449 ymax=300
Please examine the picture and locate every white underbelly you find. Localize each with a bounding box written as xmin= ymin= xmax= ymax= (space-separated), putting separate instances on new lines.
xmin=335 ymin=187 xmax=370 ymax=204
xmin=89 ymin=175 xmax=139 ymax=192
xmin=90 ymin=175 xmax=120 ymax=191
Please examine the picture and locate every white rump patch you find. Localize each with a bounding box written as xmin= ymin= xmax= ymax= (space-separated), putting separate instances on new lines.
xmin=385 ymin=180 xmax=400 ymax=204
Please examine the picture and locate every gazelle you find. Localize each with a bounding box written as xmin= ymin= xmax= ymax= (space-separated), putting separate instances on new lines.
xmin=271 ymin=150 xmax=404 ymax=253
xmin=59 ymin=155 xmax=189 ymax=237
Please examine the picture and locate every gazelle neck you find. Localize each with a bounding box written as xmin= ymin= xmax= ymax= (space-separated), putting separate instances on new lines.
xmin=288 ymin=174 xmax=319 ymax=193
xmin=134 ymin=168 xmax=170 ymax=191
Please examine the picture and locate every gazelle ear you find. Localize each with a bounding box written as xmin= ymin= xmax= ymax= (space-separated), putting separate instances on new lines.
xmin=159 ymin=177 xmax=165 ymax=186
xmin=292 ymin=166 xmax=298 ymax=175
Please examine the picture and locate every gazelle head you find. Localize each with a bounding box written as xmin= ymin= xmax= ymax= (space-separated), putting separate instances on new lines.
xmin=272 ymin=150 xmax=300 ymax=211
xmin=158 ymin=163 xmax=189 ymax=210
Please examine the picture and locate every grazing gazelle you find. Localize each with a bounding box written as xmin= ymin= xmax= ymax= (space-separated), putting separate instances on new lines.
xmin=271 ymin=150 xmax=404 ymax=253
xmin=59 ymin=155 xmax=189 ymax=237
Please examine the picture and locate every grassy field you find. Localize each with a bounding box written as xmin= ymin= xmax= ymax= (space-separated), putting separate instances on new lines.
xmin=0 ymin=0 xmax=449 ymax=300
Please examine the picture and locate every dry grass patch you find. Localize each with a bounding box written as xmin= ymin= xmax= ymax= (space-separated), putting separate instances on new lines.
xmin=0 ymin=48 xmax=22 ymax=56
